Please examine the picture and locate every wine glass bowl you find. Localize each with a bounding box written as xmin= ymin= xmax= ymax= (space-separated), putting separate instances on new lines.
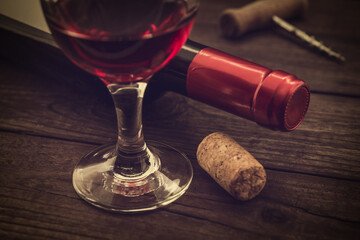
xmin=41 ymin=0 xmax=199 ymax=212
xmin=41 ymin=0 xmax=197 ymax=83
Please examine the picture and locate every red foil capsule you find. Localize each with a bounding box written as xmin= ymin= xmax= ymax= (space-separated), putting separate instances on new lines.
xmin=186 ymin=47 xmax=310 ymax=130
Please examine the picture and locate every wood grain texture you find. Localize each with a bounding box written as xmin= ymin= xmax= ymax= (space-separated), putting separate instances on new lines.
xmin=1 ymin=59 xmax=358 ymax=181
xmin=1 ymin=0 xmax=360 ymax=239
xmin=1 ymin=131 xmax=359 ymax=240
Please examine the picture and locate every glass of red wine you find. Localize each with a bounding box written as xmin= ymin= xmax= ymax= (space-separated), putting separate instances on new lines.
xmin=41 ymin=0 xmax=199 ymax=212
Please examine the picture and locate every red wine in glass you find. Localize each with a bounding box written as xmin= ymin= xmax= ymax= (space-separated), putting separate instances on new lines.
xmin=44 ymin=0 xmax=195 ymax=82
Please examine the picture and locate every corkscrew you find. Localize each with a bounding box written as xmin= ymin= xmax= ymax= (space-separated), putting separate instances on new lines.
xmin=220 ymin=0 xmax=345 ymax=62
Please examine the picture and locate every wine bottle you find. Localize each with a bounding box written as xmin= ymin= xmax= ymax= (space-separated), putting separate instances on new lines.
xmin=149 ymin=40 xmax=310 ymax=131
xmin=0 ymin=18 xmax=309 ymax=131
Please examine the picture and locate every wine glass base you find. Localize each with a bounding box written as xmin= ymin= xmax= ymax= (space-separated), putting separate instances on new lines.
xmin=72 ymin=141 xmax=193 ymax=213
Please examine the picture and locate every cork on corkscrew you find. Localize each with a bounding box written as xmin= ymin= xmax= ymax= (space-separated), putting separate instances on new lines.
xmin=220 ymin=0 xmax=309 ymax=38
xmin=197 ymin=132 xmax=266 ymax=201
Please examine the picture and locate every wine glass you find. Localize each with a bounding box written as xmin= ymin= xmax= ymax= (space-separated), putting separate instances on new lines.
xmin=41 ymin=0 xmax=199 ymax=212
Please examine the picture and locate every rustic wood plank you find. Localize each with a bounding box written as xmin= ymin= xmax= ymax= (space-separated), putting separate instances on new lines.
xmin=1 ymin=56 xmax=359 ymax=181
xmin=0 ymin=131 xmax=359 ymax=240
xmin=0 ymin=57 xmax=116 ymax=144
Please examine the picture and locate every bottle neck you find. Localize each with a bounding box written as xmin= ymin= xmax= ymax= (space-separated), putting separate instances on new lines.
xmin=150 ymin=40 xmax=205 ymax=96
xmin=167 ymin=39 xmax=205 ymax=75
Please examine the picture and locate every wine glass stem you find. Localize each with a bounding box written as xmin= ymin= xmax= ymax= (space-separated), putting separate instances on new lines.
xmin=107 ymin=80 xmax=151 ymax=177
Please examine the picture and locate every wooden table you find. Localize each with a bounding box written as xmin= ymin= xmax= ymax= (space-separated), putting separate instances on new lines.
xmin=1 ymin=0 xmax=359 ymax=239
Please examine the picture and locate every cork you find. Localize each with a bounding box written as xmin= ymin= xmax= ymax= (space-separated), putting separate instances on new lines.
xmin=197 ymin=132 xmax=266 ymax=201
xmin=220 ymin=0 xmax=309 ymax=38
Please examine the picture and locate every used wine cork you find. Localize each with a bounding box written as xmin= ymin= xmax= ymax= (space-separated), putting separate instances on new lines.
xmin=197 ymin=132 xmax=266 ymax=201
xmin=220 ymin=0 xmax=309 ymax=38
